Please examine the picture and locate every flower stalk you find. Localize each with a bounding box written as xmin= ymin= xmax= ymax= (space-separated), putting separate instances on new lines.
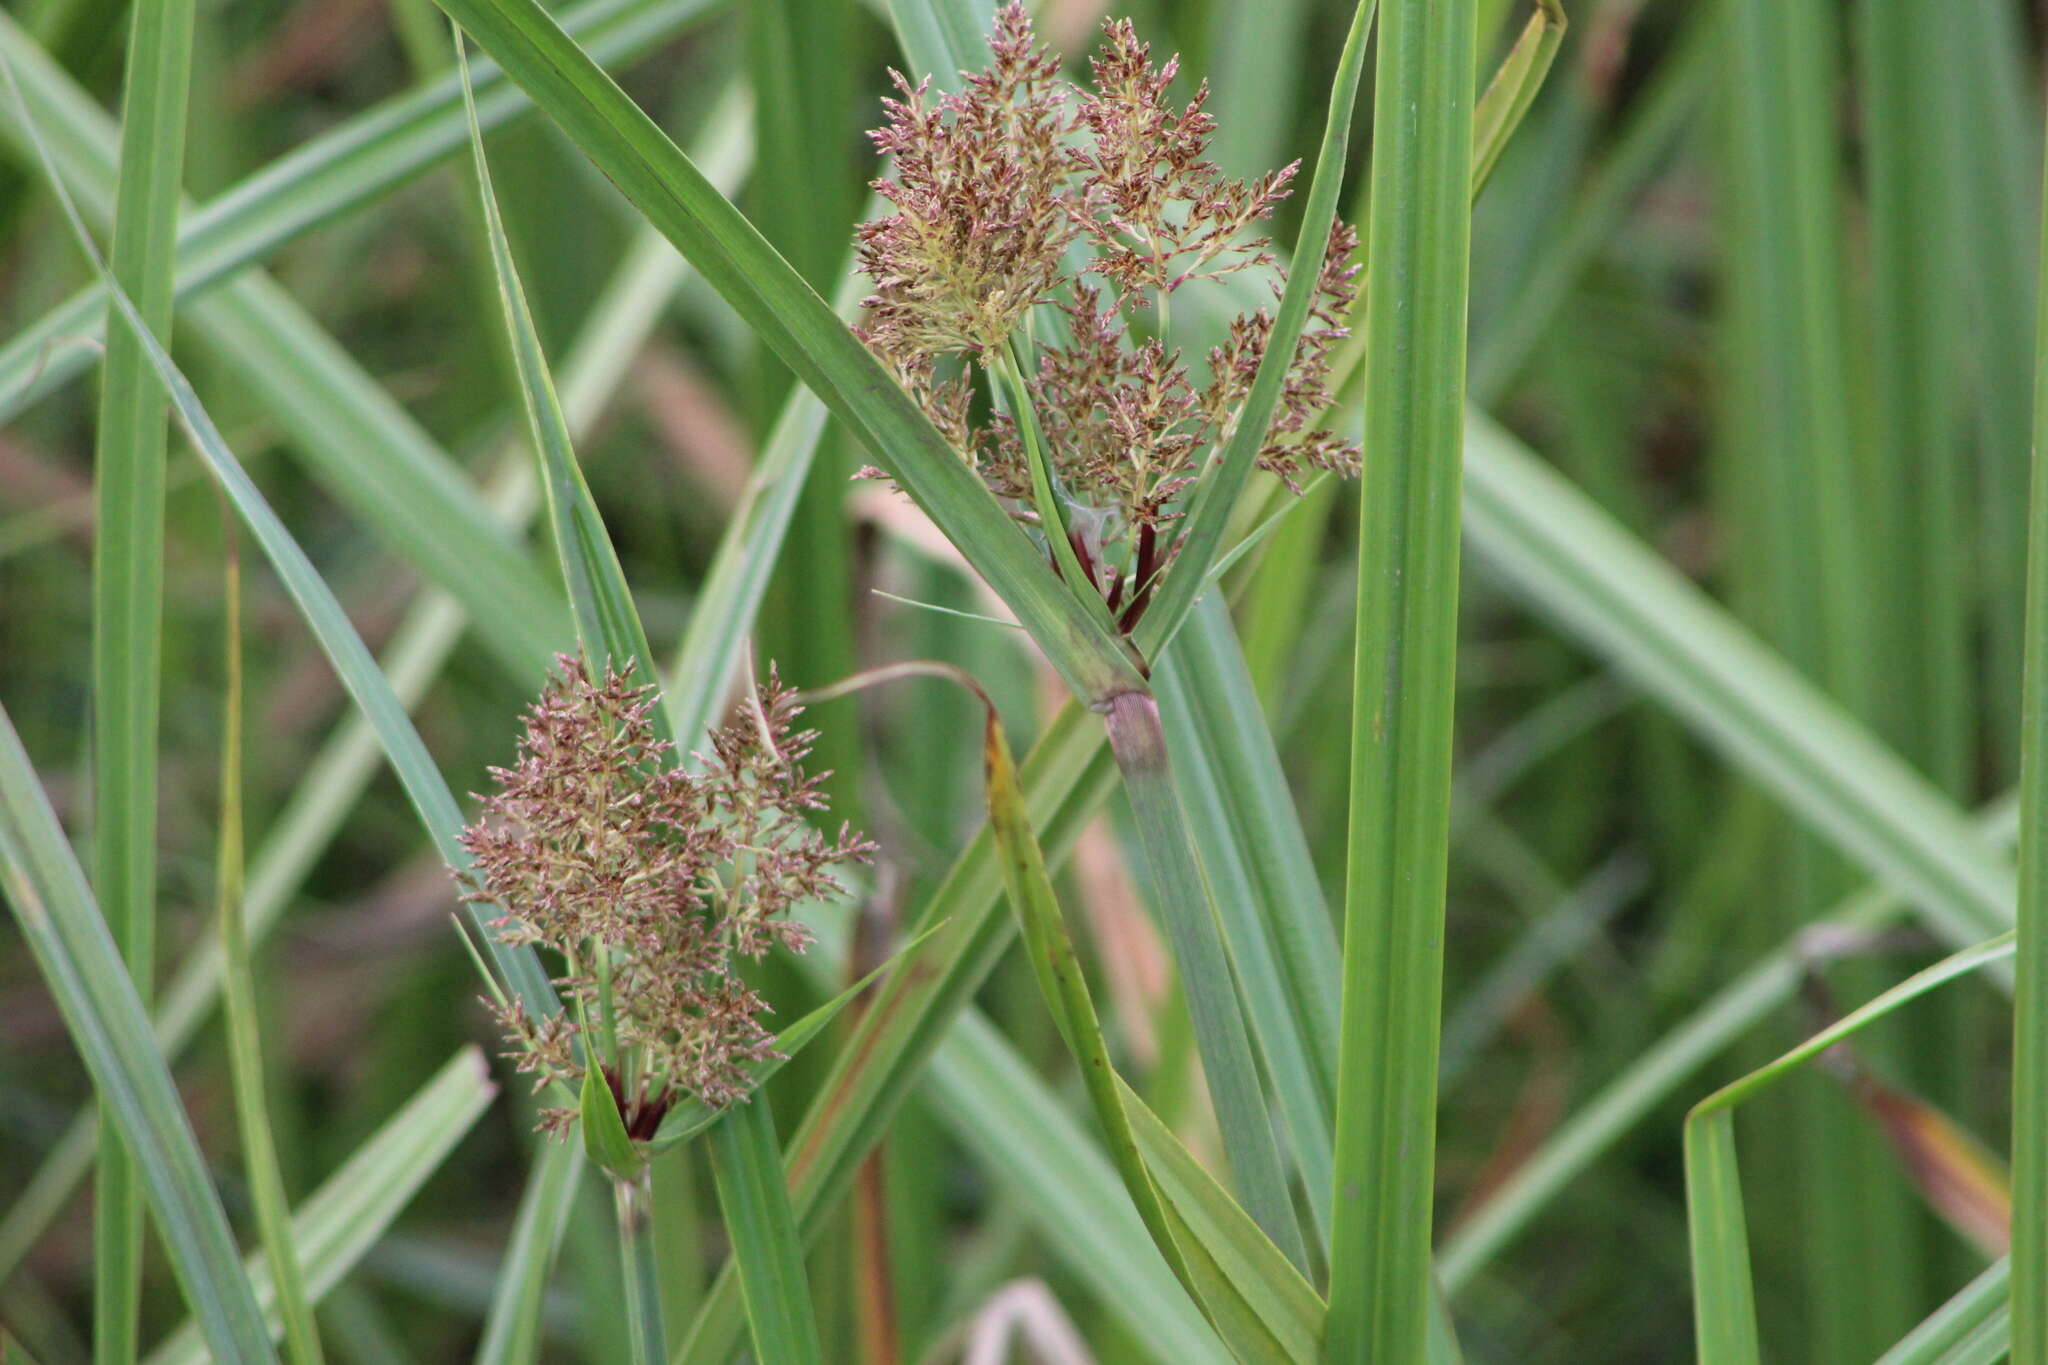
xmin=613 ymin=1169 xmax=667 ymax=1365
xmin=1102 ymin=690 xmax=1308 ymax=1268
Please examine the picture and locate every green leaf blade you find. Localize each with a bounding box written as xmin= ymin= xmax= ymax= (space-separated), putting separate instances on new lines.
xmin=0 ymin=700 xmax=276 ymax=1363
xmin=706 ymin=1099 xmax=825 ymax=1365
xmin=1327 ymin=0 xmax=1479 ymax=1358
xmin=87 ymin=0 xmax=195 ymax=1351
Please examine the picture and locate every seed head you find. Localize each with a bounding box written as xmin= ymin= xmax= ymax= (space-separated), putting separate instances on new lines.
xmin=1067 ymin=19 xmax=1296 ymax=303
xmin=856 ymin=5 xmax=1359 ymax=625
xmin=856 ymin=4 xmax=1076 ymax=361
xmin=460 ymin=657 xmax=872 ymax=1138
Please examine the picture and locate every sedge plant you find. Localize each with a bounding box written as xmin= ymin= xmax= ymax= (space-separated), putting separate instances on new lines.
xmin=18 ymin=0 xmax=2048 ymax=1362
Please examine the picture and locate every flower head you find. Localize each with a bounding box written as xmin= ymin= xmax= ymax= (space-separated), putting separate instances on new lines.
xmin=460 ymin=657 xmax=871 ymax=1138
xmin=856 ymin=4 xmax=1076 ymax=361
xmin=856 ymin=4 xmax=1359 ymax=628
xmin=1067 ymin=19 xmax=1296 ymax=303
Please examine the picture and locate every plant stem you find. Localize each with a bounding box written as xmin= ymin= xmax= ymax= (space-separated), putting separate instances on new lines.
xmin=614 ymin=1172 xmax=667 ymax=1365
xmin=991 ymin=341 xmax=1121 ymax=637
xmin=1101 ymin=691 xmax=1308 ymax=1272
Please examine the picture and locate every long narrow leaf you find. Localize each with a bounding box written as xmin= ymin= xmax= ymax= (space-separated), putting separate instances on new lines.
xmin=1469 ymin=0 xmax=1566 ymax=194
xmin=87 ymin=0 xmax=194 ymax=1353
xmin=1102 ymin=693 xmax=1305 ymax=1267
xmin=1684 ymin=1111 xmax=1761 ymax=1365
xmin=1721 ymin=0 xmax=1903 ymax=1343
xmin=1327 ymin=0 xmax=1478 ymax=1360
xmin=216 ymin=543 xmax=325 ymax=1365
xmin=981 ymin=701 xmax=1208 ymax=1319
xmin=0 ymin=705 xmax=275 ymax=1362
xmin=456 ymin=32 xmax=656 ymax=687
xmin=706 ymin=1099 xmax=824 ymax=1365
xmin=1876 ymin=1261 xmax=2011 ymax=1365
xmin=1118 ymin=1078 xmax=1325 ymax=1364
xmin=1153 ymin=596 xmax=1339 ymax=1234
xmin=923 ymin=1013 xmax=1225 ymax=1365
xmin=1683 ymin=932 xmax=2016 ymax=1361
xmin=475 ymin=1141 xmax=583 ymax=1365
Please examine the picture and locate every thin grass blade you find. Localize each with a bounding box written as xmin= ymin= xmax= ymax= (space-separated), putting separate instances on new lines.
xmin=1698 ymin=934 xmax=2015 ymax=1122
xmin=1117 ymin=1078 xmax=1325 ymax=1364
xmin=2008 ymin=49 xmax=2048 ymax=1359
xmin=1721 ymin=0 xmax=1908 ymax=1344
xmin=87 ymin=0 xmax=194 ymax=1352
xmin=1684 ymin=1111 xmax=1761 ymax=1365
xmin=1876 ymin=1261 xmax=2011 ymax=1365
xmin=0 ymin=703 xmax=275 ymax=1361
xmin=1153 ymin=595 xmax=1340 ymax=1234
xmin=923 ymin=1012 xmax=1226 ymax=1365
xmin=1133 ymin=0 xmax=1373 ymax=657
xmin=747 ymin=0 xmax=863 ymax=816
xmin=1683 ymin=932 xmax=2016 ymax=1362
xmin=1469 ymin=0 xmax=1565 ymax=195
xmin=475 ymin=1142 xmax=583 ymax=1365
xmin=216 ymin=540 xmax=325 ymax=1365
xmin=454 ymin=31 xmax=656 ymax=687
xmin=980 ymin=701 xmax=1206 ymax=1311
xmin=611 ymin=1174 xmax=667 ymax=1365
xmin=706 ymin=1098 xmax=825 ymax=1365
xmin=1102 ymin=692 xmax=1307 ymax=1269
